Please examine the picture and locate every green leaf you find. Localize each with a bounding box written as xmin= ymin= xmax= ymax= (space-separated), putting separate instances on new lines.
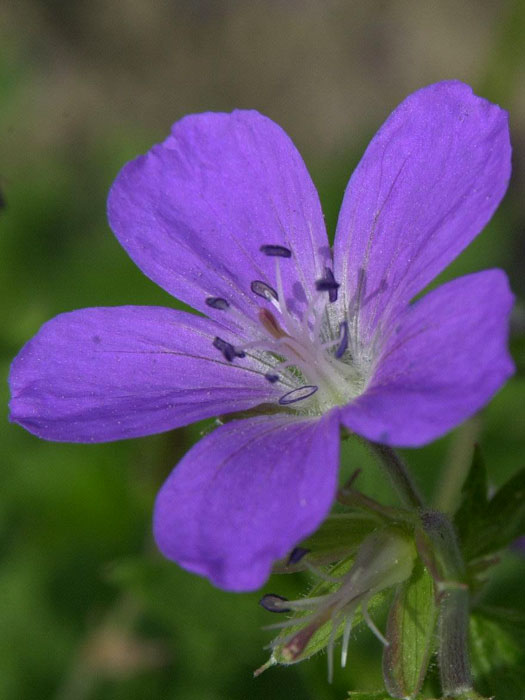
xmin=347 ymin=692 xmax=391 ymax=699
xmin=441 ymin=692 xmax=492 ymax=700
xmin=382 ymin=560 xmax=437 ymax=699
xmin=455 ymin=448 xmax=525 ymax=561
xmin=482 ymin=467 xmax=525 ymax=553
xmin=454 ymin=445 xmax=489 ymax=547
xmin=469 ymin=608 xmax=525 ymax=698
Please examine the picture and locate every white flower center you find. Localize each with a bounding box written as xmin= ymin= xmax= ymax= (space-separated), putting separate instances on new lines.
xmin=209 ymin=247 xmax=377 ymax=415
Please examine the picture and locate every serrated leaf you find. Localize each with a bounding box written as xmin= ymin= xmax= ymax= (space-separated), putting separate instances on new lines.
xmin=469 ymin=609 xmax=525 ymax=698
xmin=483 ymin=467 xmax=525 ymax=551
xmin=382 ymin=560 xmax=437 ymax=699
xmin=455 ymin=453 xmax=525 ymax=561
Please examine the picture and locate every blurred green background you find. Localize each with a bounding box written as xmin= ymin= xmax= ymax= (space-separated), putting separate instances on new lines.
xmin=1 ymin=1 xmax=525 ymax=698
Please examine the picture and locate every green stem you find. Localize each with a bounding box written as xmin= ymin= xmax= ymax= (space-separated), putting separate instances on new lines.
xmin=434 ymin=416 xmax=481 ymax=514
xmin=439 ymin=588 xmax=472 ymax=697
xmin=367 ymin=441 xmax=425 ymax=510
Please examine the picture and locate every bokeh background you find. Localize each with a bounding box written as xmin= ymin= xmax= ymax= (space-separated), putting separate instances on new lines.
xmin=2 ymin=1 xmax=525 ymax=699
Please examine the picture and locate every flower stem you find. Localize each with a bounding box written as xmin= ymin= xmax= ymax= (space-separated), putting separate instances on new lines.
xmin=367 ymin=442 xmax=425 ymax=510
xmin=439 ymin=587 xmax=472 ymax=696
xmin=419 ymin=510 xmax=473 ymax=697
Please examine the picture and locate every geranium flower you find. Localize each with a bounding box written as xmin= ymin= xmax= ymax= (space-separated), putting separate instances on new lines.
xmin=9 ymin=81 xmax=514 ymax=591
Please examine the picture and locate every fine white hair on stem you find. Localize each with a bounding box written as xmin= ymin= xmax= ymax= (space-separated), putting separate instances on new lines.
xmin=327 ymin=610 xmax=345 ymax=684
xmin=341 ymin=610 xmax=355 ymax=668
xmin=361 ymin=595 xmax=389 ymax=647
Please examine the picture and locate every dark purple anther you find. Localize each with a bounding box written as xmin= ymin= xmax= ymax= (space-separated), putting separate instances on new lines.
xmin=335 ymin=321 xmax=348 ymax=359
xmin=259 ymin=593 xmax=291 ymax=613
xmin=213 ymin=337 xmax=245 ymax=362
xmin=251 ymin=280 xmax=279 ymax=302
xmin=279 ymin=385 xmax=318 ymax=405
xmin=260 ymin=244 xmax=292 ymax=258
xmin=315 ymin=267 xmax=340 ymax=303
xmin=205 ymin=296 xmax=230 ymax=310
xmin=265 ymin=372 xmax=279 ymax=383
xmin=287 ymin=547 xmax=310 ymax=565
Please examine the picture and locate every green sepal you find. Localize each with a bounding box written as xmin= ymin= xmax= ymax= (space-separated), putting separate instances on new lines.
xmin=269 ymin=554 xmax=386 ymax=665
xmin=273 ymin=513 xmax=379 ymax=572
xmin=382 ymin=560 xmax=438 ymax=699
xmin=266 ymin=528 xmax=416 ymax=667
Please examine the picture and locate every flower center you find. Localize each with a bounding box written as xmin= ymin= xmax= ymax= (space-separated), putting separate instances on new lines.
xmin=209 ymin=245 xmax=374 ymax=415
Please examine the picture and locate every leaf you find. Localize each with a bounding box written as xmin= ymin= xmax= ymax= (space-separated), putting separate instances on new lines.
xmin=454 ymin=448 xmax=525 ymax=561
xmin=382 ymin=560 xmax=437 ymax=699
xmin=347 ymin=692 xmax=391 ymax=699
xmin=454 ymin=445 xmax=489 ymax=547
xmin=482 ymin=467 xmax=525 ymax=553
xmin=441 ymin=692 xmax=493 ymax=700
xmin=469 ymin=608 xmax=525 ymax=698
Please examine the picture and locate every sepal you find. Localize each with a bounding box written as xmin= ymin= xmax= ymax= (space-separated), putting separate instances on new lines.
xmin=258 ymin=528 xmax=416 ymax=680
xmin=382 ymin=559 xmax=438 ymax=699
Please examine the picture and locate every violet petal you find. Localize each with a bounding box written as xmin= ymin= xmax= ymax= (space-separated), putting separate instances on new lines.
xmin=341 ymin=270 xmax=514 ymax=446
xmin=9 ymin=306 xmax=279 ymax=442
xmin=153 ymin=411 xmax=340 ymax=591
xmin=333 ymin=81 xmax=511 ymax=341
xmin=107 ymin=111 xmax=329 ymax=325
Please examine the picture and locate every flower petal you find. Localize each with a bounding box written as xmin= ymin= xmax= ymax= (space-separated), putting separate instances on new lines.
xmin=153 ymin=411 xmax=341 ymax=591
xmin=107 ymin=111 xmax=329 ymax=326
xmin=333 ymin=81 xmax=511 ymax=341
xmin=9 ymin=306 xmax=280 ymax=442
xmin=341 ymin=270 xmax=514 ymax=447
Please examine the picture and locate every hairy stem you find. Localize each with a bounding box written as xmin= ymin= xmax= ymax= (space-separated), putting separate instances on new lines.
xmin=419 ymin=510 xmax=472 ymax=697
xmin=439 ymin=587 xmax=472 ymax=696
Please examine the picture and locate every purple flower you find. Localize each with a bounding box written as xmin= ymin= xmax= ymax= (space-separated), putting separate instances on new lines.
xmin=9 ymin=82 xmax=514 ymax=591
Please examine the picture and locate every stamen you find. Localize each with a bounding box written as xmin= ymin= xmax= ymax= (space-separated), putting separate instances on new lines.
xmin=212 ymin=337 xmax=245 ymax=362
xmin=287 ymin=547 xmax=310 ymax=565
xmin=264 ymin=372 xmax=280 ymax=383
xmin=250 ymin=280 xmax=279 ymax=302
xmin=315 ymin=267 xmax=340 ymax=303
xmin=259 ymin=594 xmax=291 ymax=613
xmin=335 ymin=321 xmax=349 ymax=358
xmin=279 ymin=385 xmax=318 ymax=405
xmin=260 ymin=244 xmax=292 ymax=258
xmin=205 ymin=296 xmax=229 ymax=310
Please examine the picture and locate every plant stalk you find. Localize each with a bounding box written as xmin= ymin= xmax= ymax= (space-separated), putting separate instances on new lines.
xmin=368 ymin=441 xmax=425 ymax=510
